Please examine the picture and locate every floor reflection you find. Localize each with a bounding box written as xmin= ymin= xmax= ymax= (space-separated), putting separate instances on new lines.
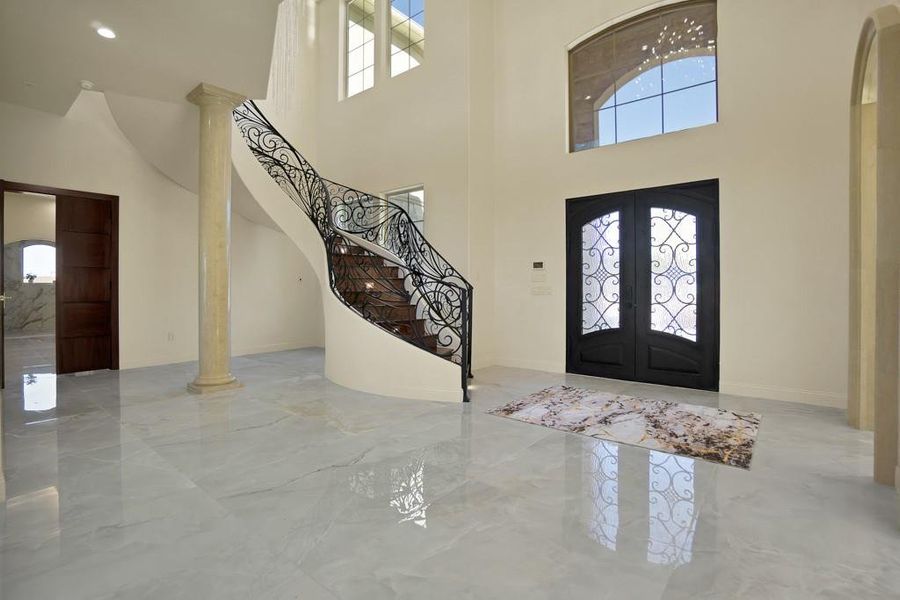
xmin=647 ymin=451 xmax=697 ymax=566
xmin=349 ymin=456 xmax=430 ymax=529
xmin=581 ymin=439 xmax=698 ymax=566
xmin=583 ymin=439 xmax=619 ymax=550
xmin=23 ymin=373 xmax=57 ymax=414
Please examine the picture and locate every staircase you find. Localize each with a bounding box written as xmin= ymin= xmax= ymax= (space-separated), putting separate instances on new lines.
xmin=233 ymin=101 xmax=472 ymax=400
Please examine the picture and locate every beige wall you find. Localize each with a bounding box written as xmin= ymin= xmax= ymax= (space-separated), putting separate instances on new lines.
xmin=488 ymin=0 xmax=890 ymax=407
xmin=3 ymin=192 xmax=55 ymax=243
xmin=300 ymin=0 xmax=889 ymax=407
xmin=0 ymin=91 xmax=323 ymax=369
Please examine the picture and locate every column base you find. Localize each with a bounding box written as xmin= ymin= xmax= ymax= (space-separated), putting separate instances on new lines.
xmin=187 ymin=375 xmax=242 ymax=395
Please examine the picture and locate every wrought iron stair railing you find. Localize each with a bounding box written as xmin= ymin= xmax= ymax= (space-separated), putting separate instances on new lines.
xmin=233 ymin=101 xmax=473 ymax=400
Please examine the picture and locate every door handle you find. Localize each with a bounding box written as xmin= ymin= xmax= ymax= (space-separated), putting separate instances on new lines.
xmin=0 ymin=295 xmax=11 ymax=303
xmin=622 ymin=285 xmax=634 ymax=309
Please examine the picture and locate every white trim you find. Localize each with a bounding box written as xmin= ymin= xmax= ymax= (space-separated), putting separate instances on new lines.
xmin=719 ymin=382 xmax=846 ymax=409
xmin=338 ymin=0 xmax=349 ymax=100
xmin=384 ymin=183 xmax=425 ymax=197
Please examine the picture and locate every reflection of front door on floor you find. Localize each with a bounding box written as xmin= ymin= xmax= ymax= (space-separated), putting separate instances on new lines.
xmin=566 ymin=180 xmax=719 ymax=390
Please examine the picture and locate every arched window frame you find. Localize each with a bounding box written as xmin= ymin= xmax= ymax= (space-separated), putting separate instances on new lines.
xmin=568 ymin=0 xmax=718 ymax=152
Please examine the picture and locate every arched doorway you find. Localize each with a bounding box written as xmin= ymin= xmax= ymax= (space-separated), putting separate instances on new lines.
xmin=848 ymin=6 xmax=900 ymax=498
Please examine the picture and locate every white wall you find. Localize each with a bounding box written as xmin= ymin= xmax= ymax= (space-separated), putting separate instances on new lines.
xmin=0 ymin=91 xmax=323 ymax=370
xmin=301 ymin=0 xmax=886 ymax=407
xmin=3 ymin=192 xmax=55 ymax=243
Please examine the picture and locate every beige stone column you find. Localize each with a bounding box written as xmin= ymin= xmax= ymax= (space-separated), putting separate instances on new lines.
xmin=186 ymin=83 xmax=245 ymax=394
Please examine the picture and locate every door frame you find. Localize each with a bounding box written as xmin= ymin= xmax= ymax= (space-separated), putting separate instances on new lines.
xmin=566 ymin=179 xmax=720 ymax=390
xmin=0 ymin=180 xmax=119 ymax=385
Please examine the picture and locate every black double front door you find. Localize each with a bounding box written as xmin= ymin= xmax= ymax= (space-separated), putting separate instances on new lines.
xmin=566 ymin=180 xmax=719 ymax=391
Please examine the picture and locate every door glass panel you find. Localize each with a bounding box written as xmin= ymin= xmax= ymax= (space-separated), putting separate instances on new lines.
xmin=582 ymin=211 xmax=620 ymax=333
xmin=650 ymin=207 xmax=697 ymax=341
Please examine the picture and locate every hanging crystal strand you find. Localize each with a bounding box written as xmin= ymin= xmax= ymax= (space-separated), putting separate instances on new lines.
xmin=270 ymin=0 xmax=301 ymax=116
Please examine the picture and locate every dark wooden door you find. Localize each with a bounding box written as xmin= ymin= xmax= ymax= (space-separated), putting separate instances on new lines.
xmin=566 ymin=180 xmax=719 ymax=391
xmin=56 ymin=195 xmax=118 ymax=374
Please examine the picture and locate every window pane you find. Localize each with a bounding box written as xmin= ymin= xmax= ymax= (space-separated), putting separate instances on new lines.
xmin=407 ymin=191 xmax=424 ymax=224
xmin=582 ymin=211 xmax=620 ymax=333
xmin=347 ymin=0 xmax=375 ymax=97
xmin=410 ymin=0 xmax=424 ymax=20
xmin=391 ymin=50 xmax=411 ymax=77
xmin=662 ymin=56 xmax=716 ymax=93
xmin=391 ymin=0 xmax=423 ymax=77
xmin=392 ymin=0 xmax=410 ymax=15
xmin=347 ymin=72 xmax=364 ymax=97
xmin=650 ymin=208 xmax=697 ymax=341
xmin=615 ymin=96 xmax=662 ymax=142
xmin=597 ymin=107 xmax=616 ymax=146
xmin=387 ymin=188 xmax=425 ymax=228
xmin=663 ymin=81 xmax=716 ymax=133
xmin=614 ymin=62 xmax=661 ymax=104
xmin=348 ymin=46 xmax=365 ymax=75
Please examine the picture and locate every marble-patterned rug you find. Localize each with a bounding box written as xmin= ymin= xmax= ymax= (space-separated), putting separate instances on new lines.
xmin=489 ymin=385 xmax=761 ymax=469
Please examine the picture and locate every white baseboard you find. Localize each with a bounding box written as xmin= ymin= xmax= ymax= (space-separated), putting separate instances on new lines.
xmin=719 ymin=381 xmax=846 ymax=408
xmin=491 ymin=358 xmax=847 ymax=409
xmin=233 ymin=341 xmax=320 ymax=357
xmin=492 ymin=356 xmax=564 ymax=374
xmin=118 ymin=342 xmax=321 ymax=371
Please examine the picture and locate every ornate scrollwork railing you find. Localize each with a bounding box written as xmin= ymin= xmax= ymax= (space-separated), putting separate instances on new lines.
xmin=233 ymin=101 xmax=472 ymax=399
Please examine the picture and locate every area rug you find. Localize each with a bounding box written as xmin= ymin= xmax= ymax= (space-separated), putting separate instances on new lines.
xmin=488 ymin=385 xmax=761 ymax=469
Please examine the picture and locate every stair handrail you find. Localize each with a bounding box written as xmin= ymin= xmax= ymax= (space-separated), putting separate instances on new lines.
xmin=233 ymin=100 xmax=472 ymax=398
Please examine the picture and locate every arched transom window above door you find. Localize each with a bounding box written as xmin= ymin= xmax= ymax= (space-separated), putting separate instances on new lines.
xmin=569 ymin=0 xmax=718 ymax=152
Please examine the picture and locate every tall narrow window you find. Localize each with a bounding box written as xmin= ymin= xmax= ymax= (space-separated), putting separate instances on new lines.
xmin=569 ymin=0 xmax=717 ymax=151
xmin=387 ymin=187 xmax=424 ymax=229
xmin=650 ymin=208 xmax=698 ymax=341
xmin=582 ymin=211 xmax=620 ymax=333
xmin=390 ymin=0 xmax=424 ymax=77
xmin=347 ymin=0 xmax=376 ymax=97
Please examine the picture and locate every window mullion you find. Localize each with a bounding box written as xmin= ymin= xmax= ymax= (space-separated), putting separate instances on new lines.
xmin=375 ymin=0 xmax=390 ymax=88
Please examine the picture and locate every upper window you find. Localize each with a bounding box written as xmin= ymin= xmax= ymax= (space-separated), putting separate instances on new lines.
xmin=390 ymin=0 xmax=425 ymax=77
xmin=346 ymin=0 xmax=376 ymax=97
xmin=569 ymin=0 xmax=717 ymax=151
xmin=387 ymin=187 xmax=424 ymax=230
xmin=22 ymin=243 xmax=55 ymax=283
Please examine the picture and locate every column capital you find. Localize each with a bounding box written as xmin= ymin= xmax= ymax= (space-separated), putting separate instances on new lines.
xmin=186 ymin=83 xmax=247 ymax=108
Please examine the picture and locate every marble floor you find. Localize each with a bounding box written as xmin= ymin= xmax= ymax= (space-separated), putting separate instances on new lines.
xmin=0 ymin=348 xmax=898 ymax=599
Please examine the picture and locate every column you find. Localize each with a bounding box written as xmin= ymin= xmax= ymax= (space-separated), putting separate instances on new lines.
xmin=186 ymin=83 xmax=245 ymax=394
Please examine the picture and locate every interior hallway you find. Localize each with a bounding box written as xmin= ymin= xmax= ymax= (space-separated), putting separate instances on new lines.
xmin=0 ymin=348 xmax=897 ymax=599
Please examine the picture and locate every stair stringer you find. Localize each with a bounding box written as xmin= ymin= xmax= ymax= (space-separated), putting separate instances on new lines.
xmin=231 ymin=126 xmax=463 ymax=403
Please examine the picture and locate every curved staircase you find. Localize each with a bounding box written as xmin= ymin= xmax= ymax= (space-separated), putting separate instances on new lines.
xmin=233 ymin=101 xmax=473 ymax=400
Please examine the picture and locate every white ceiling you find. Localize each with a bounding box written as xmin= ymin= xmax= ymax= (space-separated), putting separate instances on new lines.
xmin=0 ymin=0 xmax=280 ymax=115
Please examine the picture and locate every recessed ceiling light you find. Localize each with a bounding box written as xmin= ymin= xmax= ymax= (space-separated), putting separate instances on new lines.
xmin=95 ymin=26 xmax=116 ymax=39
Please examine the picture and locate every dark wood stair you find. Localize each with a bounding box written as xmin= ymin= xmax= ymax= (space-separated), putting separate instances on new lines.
xmin=330 ymin=239 xmax=449 ymax=355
